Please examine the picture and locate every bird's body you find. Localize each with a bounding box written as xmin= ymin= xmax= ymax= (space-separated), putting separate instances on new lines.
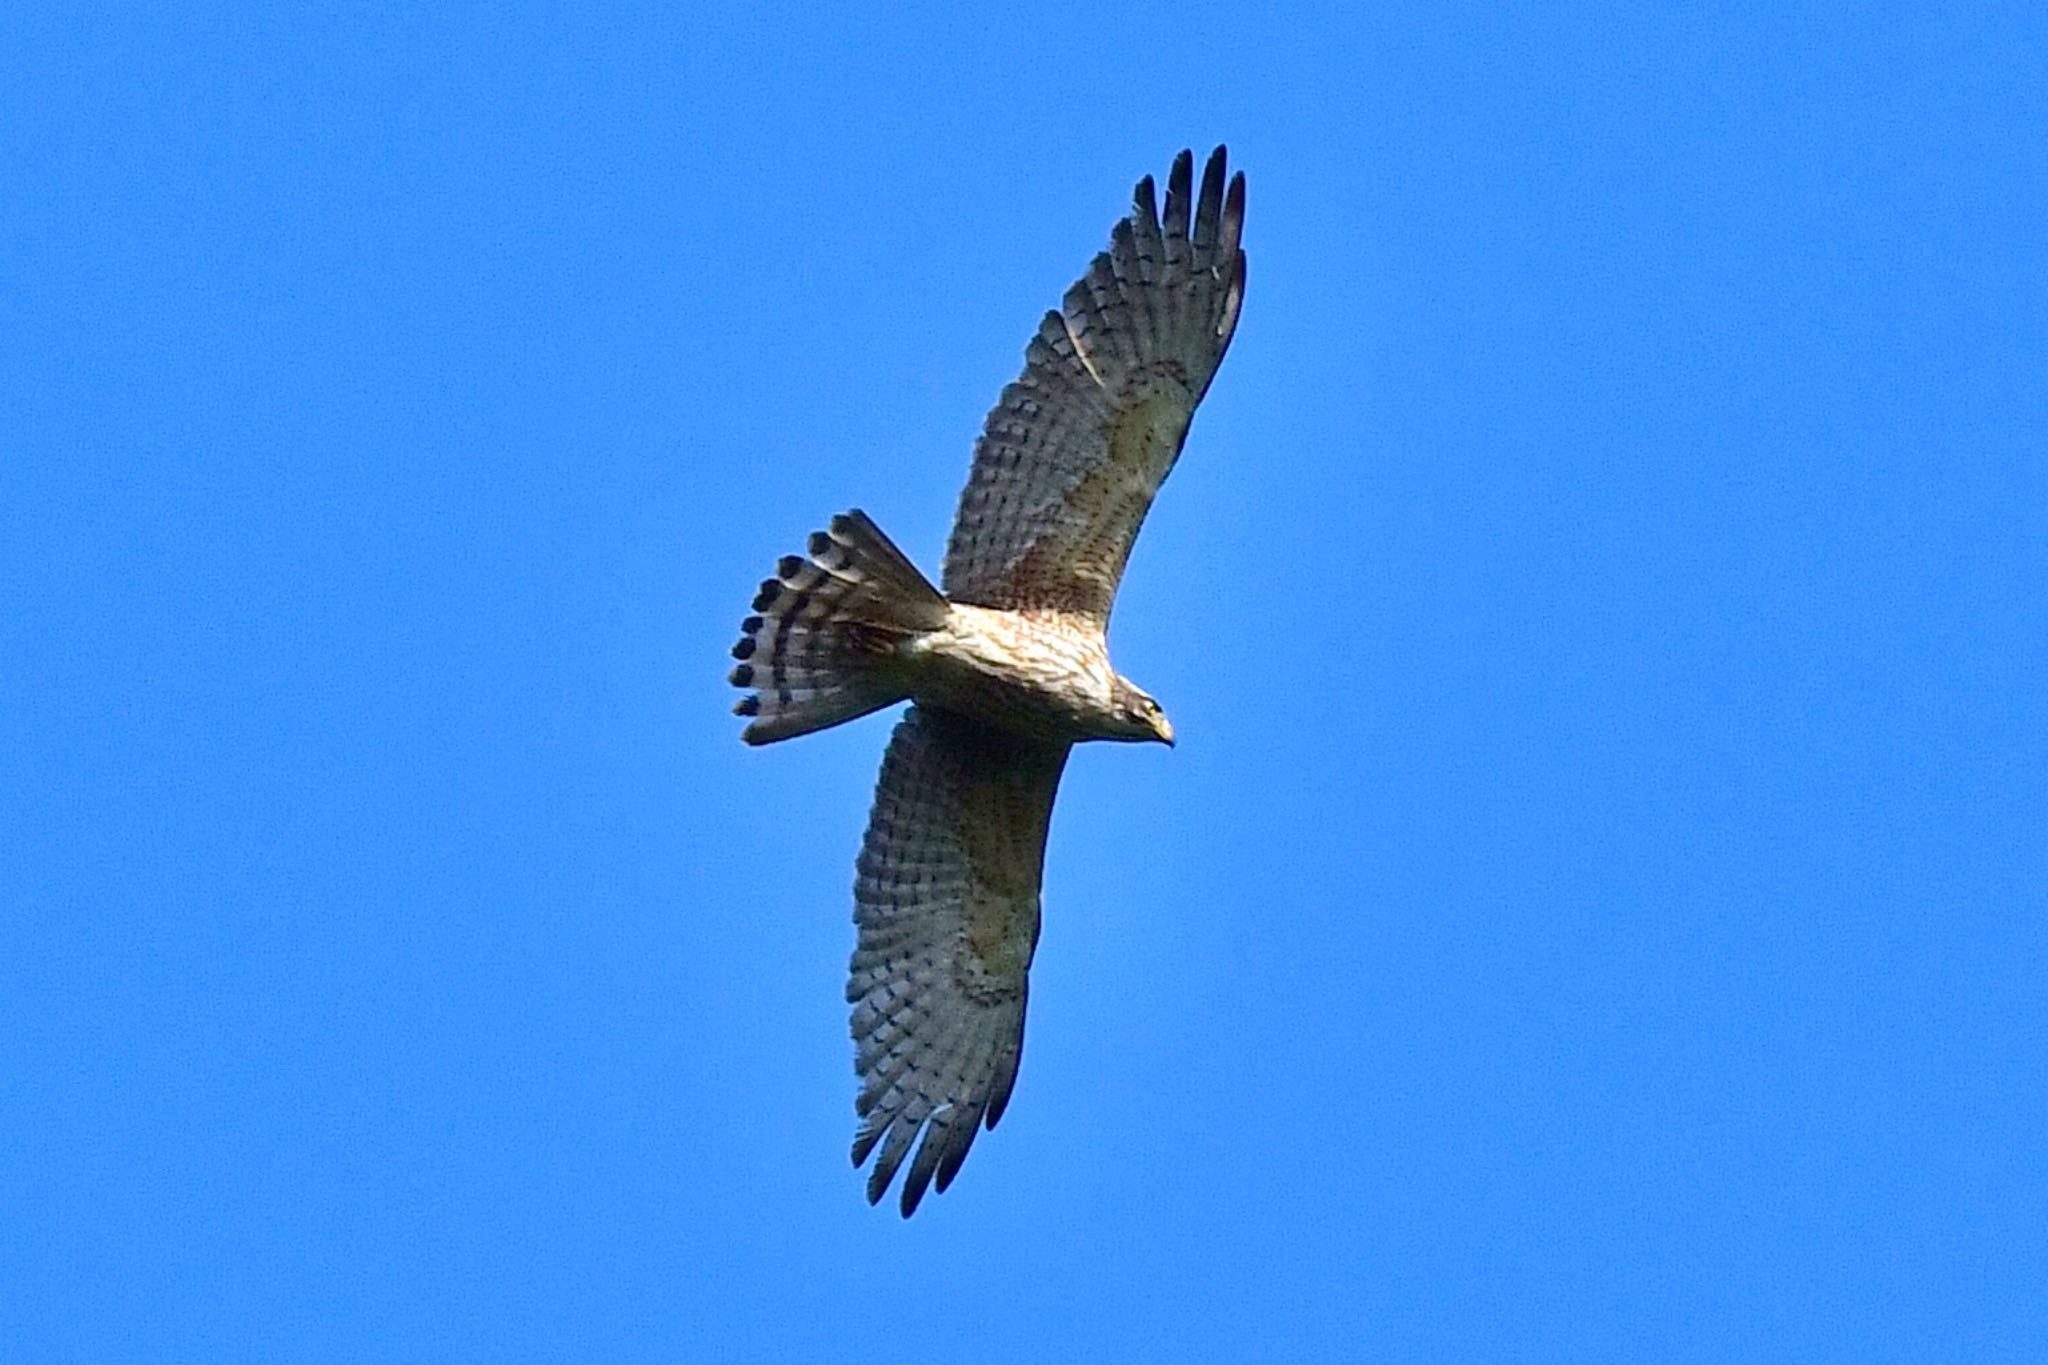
xmin=898 ymin=605 xmax=1135 ymax=745
xmin=730 ymin=148 xmax=1245 ymax=1214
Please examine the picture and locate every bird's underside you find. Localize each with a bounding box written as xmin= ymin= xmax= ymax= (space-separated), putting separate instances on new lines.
xmin=729 ymin=147 xmax=1245 ymax=1215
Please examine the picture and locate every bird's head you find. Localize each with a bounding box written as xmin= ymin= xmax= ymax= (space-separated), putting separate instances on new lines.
xmin=1109 ymin=677 xmax=1175 ymax=747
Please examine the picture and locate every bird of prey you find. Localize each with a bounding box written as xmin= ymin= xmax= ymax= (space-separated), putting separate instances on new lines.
xmin=729 ymin=147 xmax=1246 ymax=1215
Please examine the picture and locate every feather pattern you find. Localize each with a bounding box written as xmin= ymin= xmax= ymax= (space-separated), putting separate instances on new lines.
xmin=942 ymin=146 xmax=1247 ymax=620
xmin=847 ymin=706 xmax=1069 ymax=1215
xmin=730 ymin=510 xmax=947 ymax=744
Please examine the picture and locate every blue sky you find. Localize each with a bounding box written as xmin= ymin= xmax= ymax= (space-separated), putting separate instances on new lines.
xmin=5 ymin=3 xmax=2043 ymax=1359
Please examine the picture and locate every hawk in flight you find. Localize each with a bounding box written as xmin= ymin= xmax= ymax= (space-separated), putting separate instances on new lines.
xmin=730 ymin=148 xmax=1246 ymax=1215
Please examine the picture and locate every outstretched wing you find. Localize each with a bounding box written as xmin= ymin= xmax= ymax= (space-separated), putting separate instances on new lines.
xmin=941 ymin=146 xmax=1247 ymax=621
xmin=847 ymin=706 xmax=1070 ymax=1216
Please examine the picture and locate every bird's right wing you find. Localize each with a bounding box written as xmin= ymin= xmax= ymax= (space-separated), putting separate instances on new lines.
xmin=940 ymin=147 xmax=1246 ymax=623
xmin=847 ymin=705 xmax=1071 ymax=1216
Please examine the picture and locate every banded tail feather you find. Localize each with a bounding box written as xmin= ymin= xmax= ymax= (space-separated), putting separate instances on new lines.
xmin=729 ymin=510 xmax=948 ymax=745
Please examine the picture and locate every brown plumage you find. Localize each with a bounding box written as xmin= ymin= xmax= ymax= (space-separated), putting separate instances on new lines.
xmin=729 ymin=147 xmax=1246 ymax=1214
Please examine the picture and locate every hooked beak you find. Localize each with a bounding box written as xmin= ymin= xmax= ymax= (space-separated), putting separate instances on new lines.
xmin=1155 ymin=714 xmax=1176 ymax=747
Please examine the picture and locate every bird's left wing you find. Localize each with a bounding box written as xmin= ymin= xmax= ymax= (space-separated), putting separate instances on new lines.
xmin=941 ymin=146 xmax=1246 ymax=622
xmin=847 ymin=705 xmax=1071 ymax=1216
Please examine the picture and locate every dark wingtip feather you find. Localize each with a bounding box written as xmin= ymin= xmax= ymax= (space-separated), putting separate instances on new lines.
xmin=1164 ymin=149 xmax=1194 ymax=237
xmin=934 ymin=1112 xmax=984 ymax=1194
xmin=1195 ymin=146 xmax=1228 ymax=246
xmin=900 ymin=1119 xmax=961 ymax=1217
xmin=985 ymin=1034 xmax=1024 ymax=1129
xmin=776 ymin=554 xmax=802 ymax=580
xmin=733 ymin=694 xmax=758 ymax=716
xmin=731 ymin=636 xmax=755 ymax=661
xmin=729 ymin=663 xmax=754 ymax=687
xmin=752 ymin=580 xmax=779 ymax=612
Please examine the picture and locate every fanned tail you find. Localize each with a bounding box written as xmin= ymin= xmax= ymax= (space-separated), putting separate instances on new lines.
xmin=729 ymin=510 xmax=948 ymax=745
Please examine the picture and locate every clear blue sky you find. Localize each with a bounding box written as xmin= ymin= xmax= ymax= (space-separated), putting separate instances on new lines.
xmin=5 ymin=3 xmax=2043 ymax=1360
